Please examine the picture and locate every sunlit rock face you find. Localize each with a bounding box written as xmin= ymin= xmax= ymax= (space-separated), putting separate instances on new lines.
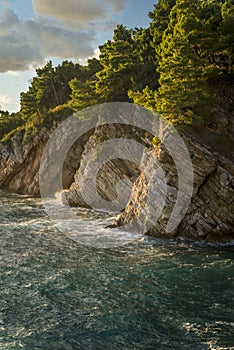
xmin=115 ymin=137 xmax=234 ymax=243
xmin=0 ymin=128 xmax=48 ymax=196
xmin=0 ymin=121 xmax=91 ymax=197
xmin=0 ymin=121 xmax=233 ymax=243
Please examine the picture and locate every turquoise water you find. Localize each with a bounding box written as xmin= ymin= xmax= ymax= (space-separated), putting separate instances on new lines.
xmin=0 ymin=192 xmax=233 ymax=349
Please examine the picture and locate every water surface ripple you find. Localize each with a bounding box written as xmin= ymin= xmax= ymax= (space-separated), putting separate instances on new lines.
xmin=0 ymin=192 xmax=233 ymax=349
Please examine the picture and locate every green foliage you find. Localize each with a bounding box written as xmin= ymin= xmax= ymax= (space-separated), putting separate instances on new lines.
xmin=84 ymin=58 xmax=103 ymax=82
xmin=69 ymin=79 xmax=100 ymax=111
xmin=152 ymin=136 xmax=161 ymax=148
xmin=20 ymin=60 xmax=84 ymax=120
xmin=218 ymin=0 xmax=234 ymax=68
xmin=155 ymin=0 xmax=211 ymax=123
xmin=0 ymin=127 xmax=22 ymax=144
xmin=149 ymin=0 xmax=177 ymax=52
xmin=131 ymin=0 xmax=234 ymax=127
xmin=96 ymin=24 xmax=159 ymax=102
xmin=96 ymin=25 xmax=137 ymax=102
xmin=1 ymin=0 xmax=234 ymax=143
xmin=156 ymin=0 xmax=234 ymax=124
xmin=0 ymin=105 xmax=73 ymax=144
xmin=38 ymin=104 xmax=73 ymax=128
xmin=128 ymin=86 xmax=156 ymax=110
xmin=0 ymin=110 xmax=22 ymax=139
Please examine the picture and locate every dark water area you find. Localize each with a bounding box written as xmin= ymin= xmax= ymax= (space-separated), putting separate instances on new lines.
xmin=0 ymin=191 xmax=233 ymax=349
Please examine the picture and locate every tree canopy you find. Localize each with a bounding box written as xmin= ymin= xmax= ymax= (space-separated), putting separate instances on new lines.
xmin=96 ymin=24 xmax=159 ymax=102
xmin=130 ymin=0 xmax=234 ymax=125
xmin=1 ymin=0 xmax=234 ymax=140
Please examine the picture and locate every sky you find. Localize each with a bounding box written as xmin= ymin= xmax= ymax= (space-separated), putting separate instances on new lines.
xmin=0 ymin=0 xmax=157 ymax=112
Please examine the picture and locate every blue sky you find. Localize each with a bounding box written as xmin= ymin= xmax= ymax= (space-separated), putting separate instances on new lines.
xmin=0 ymin=0 xmax=156 ymax=112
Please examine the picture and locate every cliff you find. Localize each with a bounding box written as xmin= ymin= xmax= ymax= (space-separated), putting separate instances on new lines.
xmin=115 ymin=136 xmax=234 ymax=243
xmin=0 ymin=116 xmax=233 ymax=243
xmin=0 ymin=127 xmax=49 ymax=196
xmin=0 ymin=120 xmax=91 ymax=196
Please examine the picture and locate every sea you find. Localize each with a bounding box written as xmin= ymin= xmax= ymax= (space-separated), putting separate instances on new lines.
xmin=0 ymin=191 xmax=233 ymax=349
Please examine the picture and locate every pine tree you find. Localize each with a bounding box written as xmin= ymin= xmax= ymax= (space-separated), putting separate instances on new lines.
xmin=69 ymin=79 xmax=99 ymax=111
xmin=96 ymin=25 xmax=137 ymax=102
xmin=217 ymin=0 xmax=234 ymax=72
xmin=155 ymin=0 xmax=211 ymax=124
xmin=96 ymin=24 xmax=159 ymax=103
xmin=20 ymin=87 xmax=38 ymax=121
xmin=155 ymin=0 xmax=234 ymax=124
xmin=149 ymin=0 xmax=177 ymax=51
xmin=132 ymin=27 xmax=159 ymax=91
xmin=53 ymin=61 xmax=83 ymax=105
xmin=0 ymin=110 xmax=22 ymax=139
xmin=19 ymin=60 xmax=88 ymax=120
xmin=129 ymin=0 xmax=176 ymax=111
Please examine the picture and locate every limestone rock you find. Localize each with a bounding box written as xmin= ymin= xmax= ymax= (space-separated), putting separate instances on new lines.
xmin=115 ymin=137 xmax=234 ymax=242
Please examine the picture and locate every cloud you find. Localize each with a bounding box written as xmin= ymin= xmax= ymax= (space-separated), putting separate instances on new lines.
xmin=7 ymin=71 xmax=20 ymax=77
xmin=0 ymin=93 xmax=11 ymax=108
xmin=0 ymin=0 xmax=126 ymax=73
xmin=78 ymin=47 xmax=101 ymax=65
xmin=32 ymin=0 xmax=124 ymax=26
xmin=0 ymin=9 xmax=43 ymax=72
xmin=0 ymin=8 xmax=96 ymax=72
xmin=0 ymin=0 xmax=10 ymax=7
xmin=0 ymin=6 xmax=19 ymax=35
xmin=25 ymin=18 xmax=96 ymax=59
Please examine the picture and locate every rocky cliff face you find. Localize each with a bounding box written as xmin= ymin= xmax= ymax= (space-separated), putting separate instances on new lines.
xmin=0 ymin=122 xmax=91 ymax=196
xmin=115 ymin=136 xmax=234 ymax=242
xmin=62 ymin=124 xmax=147 ymax=208
xmin=0 ymin=128 xmax=49 ymax=196
xmin=0 ymin=121 xmax=233 ymax=243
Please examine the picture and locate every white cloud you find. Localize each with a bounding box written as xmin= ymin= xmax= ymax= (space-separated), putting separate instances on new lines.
xmin=0 ymin=93 xmax=11 ymax=109
xmin=32 ymin=0 xmax=124 ymax=26
xmin=0 ymin=8 xmax=96 ymax=72
xmin=0 ymin=0 xmax=126 ymax=73
xmin=78 ymin=47 xmax=101 ymax=65
xmin=7 ymin=71 xmax=20 ymax=77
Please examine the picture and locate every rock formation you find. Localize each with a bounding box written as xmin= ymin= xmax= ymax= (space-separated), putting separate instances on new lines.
xmin=0 ymin=119 xmax=233 ymax=243
xmin=115 ymin=137 xmax=234 ymax=242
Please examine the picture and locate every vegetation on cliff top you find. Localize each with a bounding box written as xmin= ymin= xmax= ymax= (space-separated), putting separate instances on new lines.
xmin=0 ymin=0 xmax=233 ymax=152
